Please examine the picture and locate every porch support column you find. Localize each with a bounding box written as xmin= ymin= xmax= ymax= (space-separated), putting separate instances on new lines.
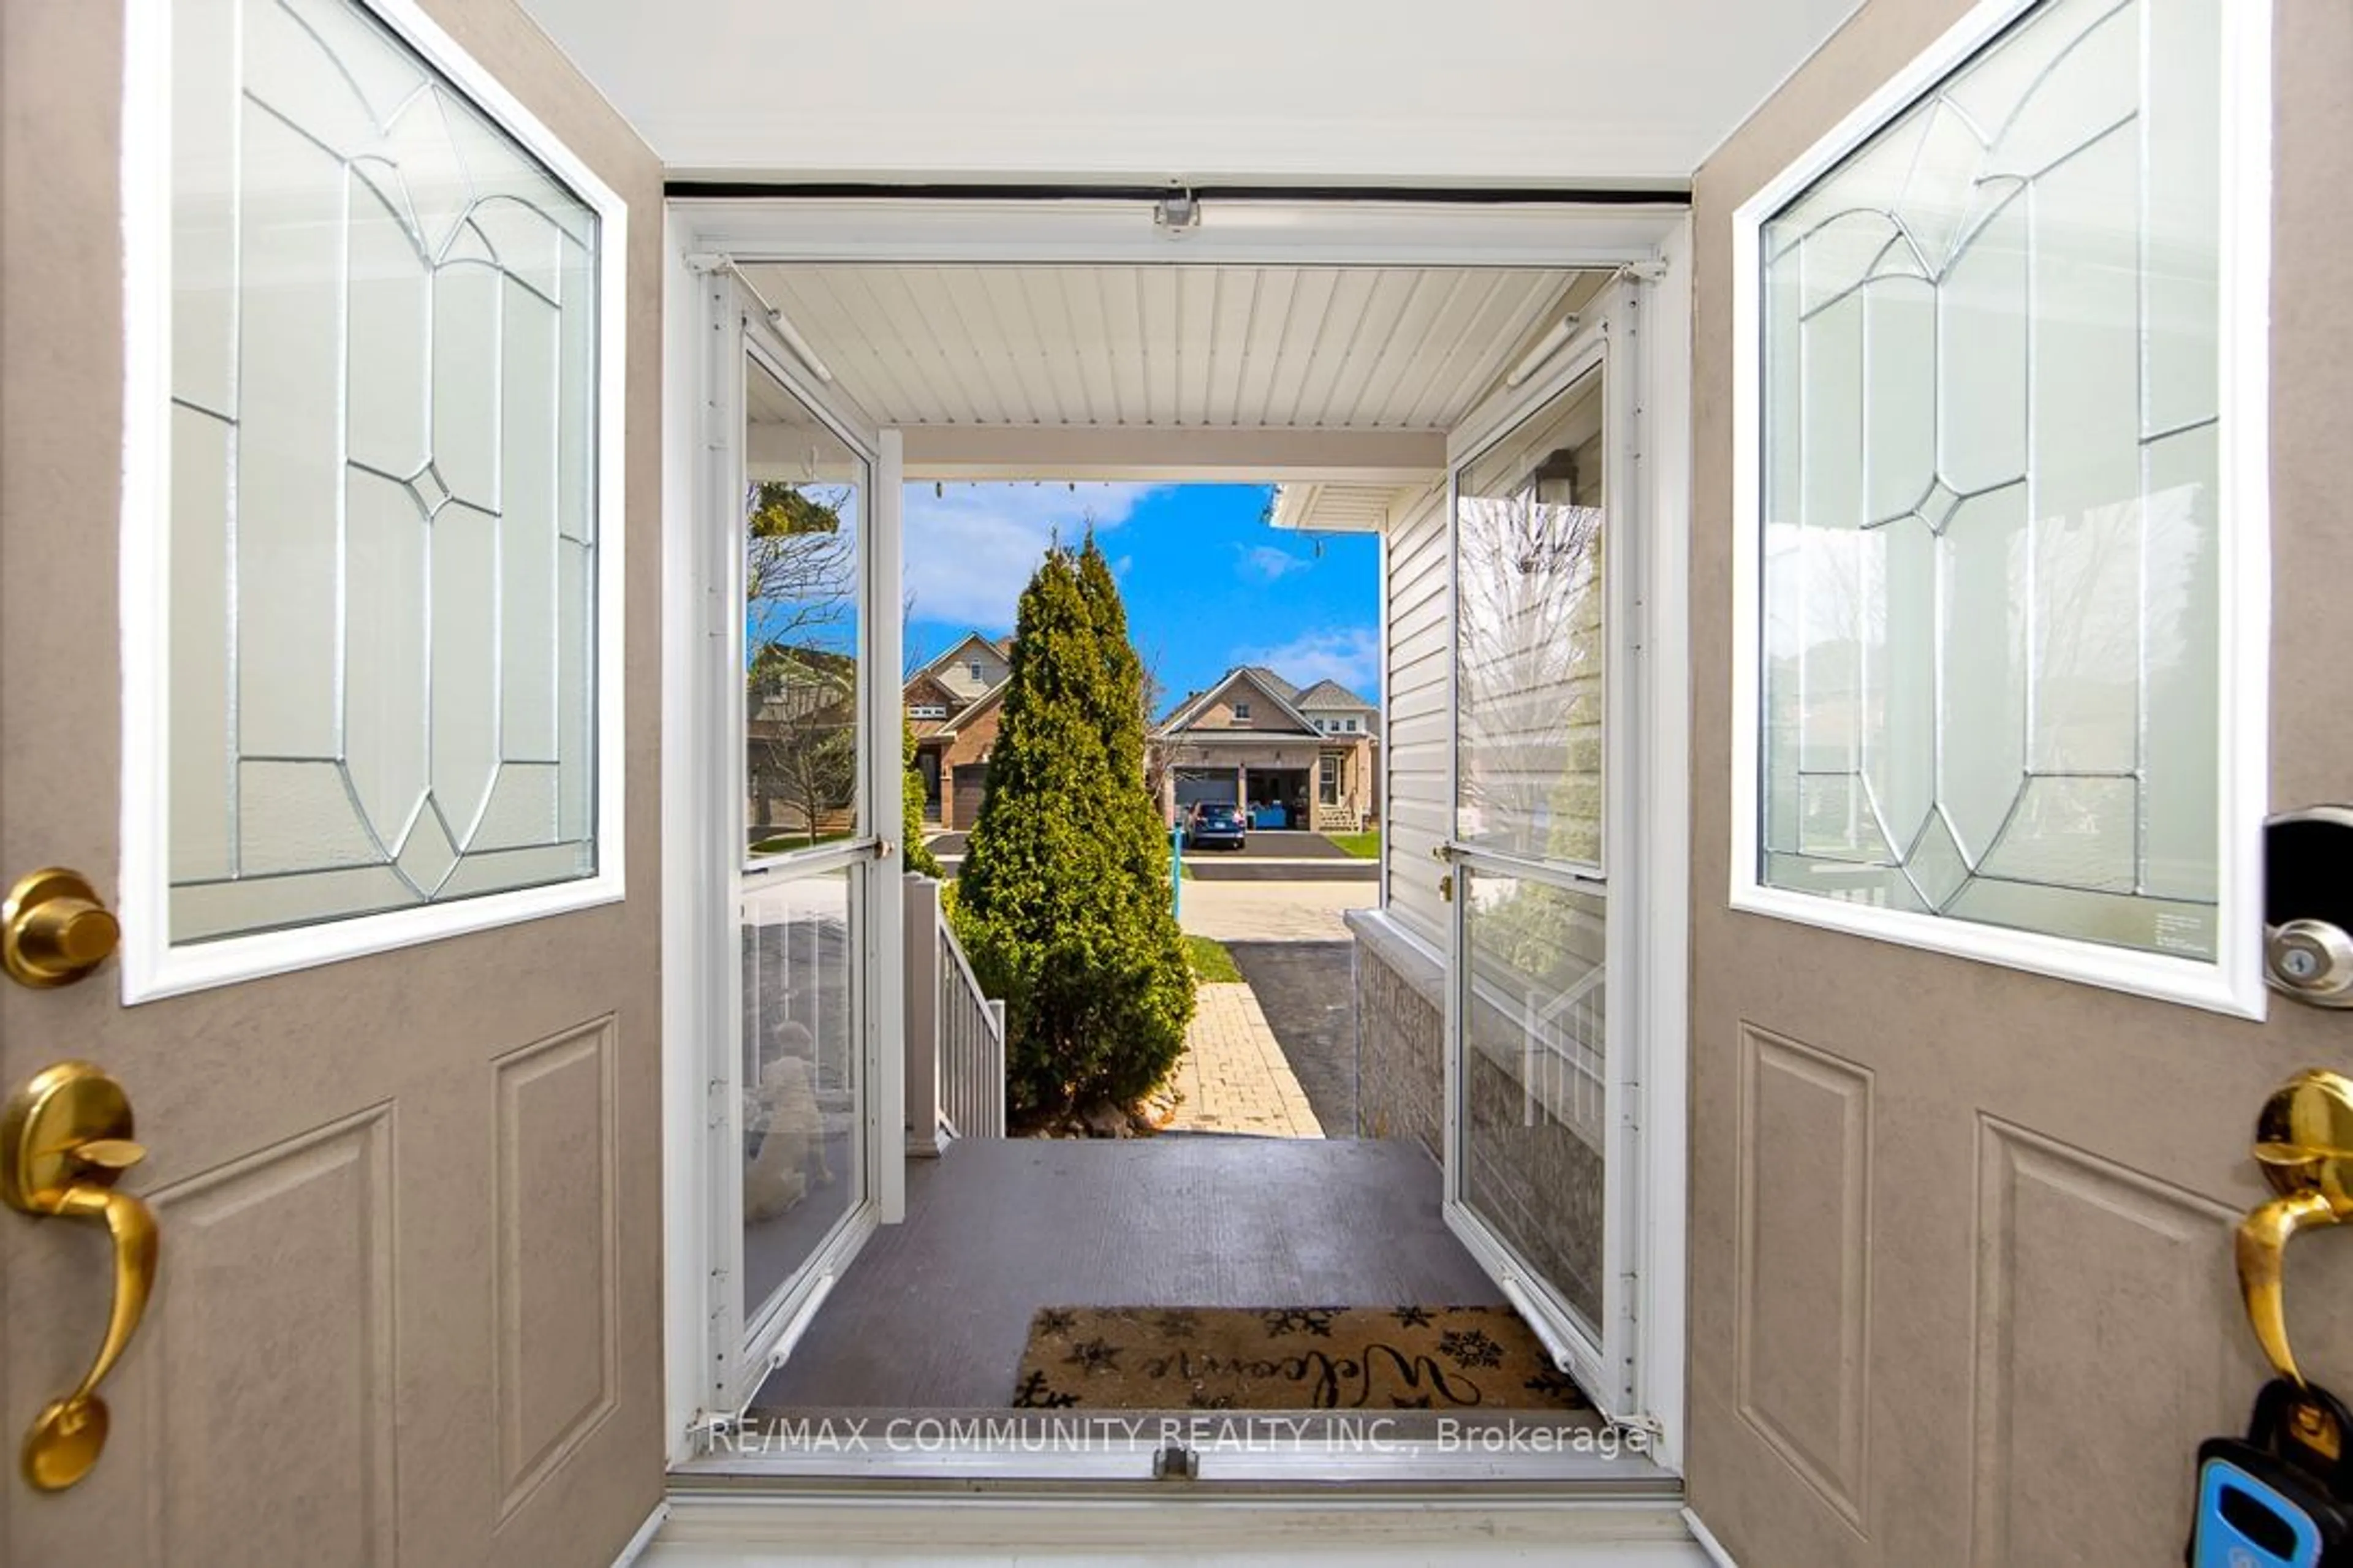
xmin=1237 ymin=762 xmax=1248 ymax=817
xmin=904 ymin=873 xmax=943 ymax=1157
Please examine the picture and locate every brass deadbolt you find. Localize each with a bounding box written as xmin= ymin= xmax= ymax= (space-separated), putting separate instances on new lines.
xmin=2 ymin=869 xmax=120 ymax=989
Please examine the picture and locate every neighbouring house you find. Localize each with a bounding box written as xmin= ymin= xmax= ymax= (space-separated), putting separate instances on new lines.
xmin=745 ymin=643 xmax=858 ymax=846
xmin=1151 ymin=666 xmax=1379 ymax=833
xmin=904 ymin=631 xmax=1012 ymax=830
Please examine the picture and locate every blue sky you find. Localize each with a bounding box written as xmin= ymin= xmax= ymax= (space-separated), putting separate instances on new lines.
xmin=903 ymin=482 xmax=1381 ymax=714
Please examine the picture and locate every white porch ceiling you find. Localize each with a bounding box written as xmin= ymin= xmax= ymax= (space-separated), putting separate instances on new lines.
xmin=740 ymin=263 xmax=1612 ymax=437
xmin=513 ymin=0 xmax=1863 ymax=186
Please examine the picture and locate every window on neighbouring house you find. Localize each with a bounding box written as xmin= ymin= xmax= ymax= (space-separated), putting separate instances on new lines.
xmin=968 ymin=660 xmax=983 ymax=681
xmin=1232 ymin=702 xmax=1251 ymax=724
xmin=909 ymin=704 xmax=947 ymax=721
xmin=1319 ymin=755 xmax=1341 ymax=806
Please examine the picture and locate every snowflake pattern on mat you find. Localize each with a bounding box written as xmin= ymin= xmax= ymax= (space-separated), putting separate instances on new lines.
xmin=1259 ymin=1308 xmax=1339 ymax=1339
xmin=1521 ymin=1368 xmax=1590 ymax=1404
xmin=1064 ymin=1337 xmax=1124 ymax=1374
xmin=1390 ymin=1306 xmax=1434 ymax=1329
xmin=1035 ymin=1308 xmax=1077 ymax=1336
xmin=1012 ymin=1371 xmax=1077 ymax=1409
xmin=1153 ymin=1309 xmax=1200 ymax=1339
xmin=1438 ymin=1328 xmax=1503 ymax=1369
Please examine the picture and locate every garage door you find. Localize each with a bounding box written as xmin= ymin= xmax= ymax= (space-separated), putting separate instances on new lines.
xmin=1173 ymin=771 xmax=1237 ymax=809
xmin=950 ymin=763 xmax=990 ymax=829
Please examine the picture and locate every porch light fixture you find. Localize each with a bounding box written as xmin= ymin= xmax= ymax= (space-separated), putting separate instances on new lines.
xmin=1504 ymin=312 xmax=1581 ymax=388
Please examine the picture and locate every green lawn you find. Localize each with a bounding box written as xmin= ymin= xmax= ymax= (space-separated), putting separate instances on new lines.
xmin=749 ymin=828 xmax=854 ymax=856
xmin=1325 ymin=830 xmax=1381 ymax=860
xmin=1185 ymin=935 xmax=1241 ymax=984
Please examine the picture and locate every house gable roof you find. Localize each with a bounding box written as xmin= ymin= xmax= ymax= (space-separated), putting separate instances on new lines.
xmin=938 ymin=677 xmax=1009 ymax=735
xmin=1292 ymin=678 xmax=1376 ymax=711
xmin=911 ymin=631 xmax=1009 ymax=687
xmin=1241 ymin=665 xmax=1298 ymax=703
xmin=903 ymin=672 xmax=960 ymax=707
xmin=1155 ymin=666 xmax=1320 ymax=737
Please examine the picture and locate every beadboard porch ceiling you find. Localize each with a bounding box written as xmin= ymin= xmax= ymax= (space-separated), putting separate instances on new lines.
xmin=739 ymin=261 xmax=1610 ymax=502
xmin=740 ymin=262 xmax=1610 ymax=434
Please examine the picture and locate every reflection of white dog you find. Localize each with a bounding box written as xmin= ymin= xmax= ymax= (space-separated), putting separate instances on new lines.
xmin=745 ymin=1025 xmax=833 ymax=1222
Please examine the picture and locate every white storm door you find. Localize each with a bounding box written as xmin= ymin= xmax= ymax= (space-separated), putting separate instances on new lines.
xmin=1441 ymin=287 xmax=1649 ymax=1424
xmin=703 ymin=286 xmax=904 ymax=1411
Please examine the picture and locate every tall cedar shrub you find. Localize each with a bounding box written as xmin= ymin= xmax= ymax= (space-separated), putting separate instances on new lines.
xmin=955 ymin=544 xmax=1194 ymax=1116
xmin=901 ymin=720 xmax=944 ymax=877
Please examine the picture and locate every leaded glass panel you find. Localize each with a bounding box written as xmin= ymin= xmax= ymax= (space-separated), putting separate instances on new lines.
xmin=1757 ymin=0 xmax=2222 ymax=960
xmin=169 ymin=0 xmax=604 ymax=944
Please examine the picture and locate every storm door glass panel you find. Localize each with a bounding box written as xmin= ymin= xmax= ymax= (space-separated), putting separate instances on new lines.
xmin=1455 ymin=368 xmax=1607 ymax=868
xmin=740 ymin=868 xmax=861 ymax=1319
xmin=169 ymin=0 xmax=603 ymax=944
xmin=743 ymin=359 xmax=866 ymax=859
xmin=1458 ymin=866 xmax=1608 ymax=1341
xmin=1757 ymin=0 xmax=2223 ymax=959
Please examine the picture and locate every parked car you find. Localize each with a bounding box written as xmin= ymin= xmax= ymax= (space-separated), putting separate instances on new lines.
xmin=1184 ymin=803 xmax=1248 ymax=851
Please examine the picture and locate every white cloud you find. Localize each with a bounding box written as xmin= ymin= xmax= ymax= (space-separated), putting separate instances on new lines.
xmin=902 ymin=482 xmax=1161 ymax=629
xmin=1233 ymin=626 xmax=1381 ymax=700
xmin=1237 ymin=543 xmax=1309 ymax=583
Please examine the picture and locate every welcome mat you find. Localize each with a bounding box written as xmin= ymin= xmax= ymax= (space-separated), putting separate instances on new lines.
xmin=1012 ymin=1306 xmax=1594 ymax=1412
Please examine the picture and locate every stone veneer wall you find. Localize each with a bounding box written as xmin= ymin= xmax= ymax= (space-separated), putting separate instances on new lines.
xmin=1347 ymin=908 xmax=1606 ymax=1327
xmin=1347 ymin=910 xmax=1444 ymax=1158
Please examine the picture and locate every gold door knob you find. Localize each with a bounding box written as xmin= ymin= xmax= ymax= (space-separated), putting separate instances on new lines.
xmin=2 ymin=869 xmax=121 ymax=988
xmin=2236 ymin=1068 xmax=2353 ymax=1385
xmin=1 ymin=1062 xmax=160 ymax=1490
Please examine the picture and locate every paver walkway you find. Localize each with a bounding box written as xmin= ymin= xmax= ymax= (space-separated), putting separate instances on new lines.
xmin=1165 ymin=982 xmax=1325 ymax=1138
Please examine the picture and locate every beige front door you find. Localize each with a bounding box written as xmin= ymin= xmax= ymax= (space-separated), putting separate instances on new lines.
xmin=1 ymin=0 xmax=665 ymax=1562
xmin=1686 ymin=0 xmax=2352 ymax=1563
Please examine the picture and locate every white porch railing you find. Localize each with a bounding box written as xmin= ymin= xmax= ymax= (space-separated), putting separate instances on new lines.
xmin=902 ymin=873 xmax=1006 ymax=1149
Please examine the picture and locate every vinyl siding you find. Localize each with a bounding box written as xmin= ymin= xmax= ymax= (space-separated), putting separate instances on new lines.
xmin=1384 ymin=485 xmax=1451 ymax=949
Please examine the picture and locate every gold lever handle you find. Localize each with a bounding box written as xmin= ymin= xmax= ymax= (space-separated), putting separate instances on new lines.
xmin=1 ymin=1062 xmax=161 ymax=1490
xmin=2236 ymin=1068 xmax=2353 ymax=1386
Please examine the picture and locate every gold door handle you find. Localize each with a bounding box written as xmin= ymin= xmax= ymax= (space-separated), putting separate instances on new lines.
xmin=2236 ymin=1067 xmax=2353 ymax=1385
xmin=1 ymin=1062 xmax=160 ymax=1490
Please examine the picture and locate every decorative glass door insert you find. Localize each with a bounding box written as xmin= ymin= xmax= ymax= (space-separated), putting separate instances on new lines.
xmin=166 ymin=0 xmax=610 ymax=949
xmin=1754 ymin=0 xmax=2226 ymax=960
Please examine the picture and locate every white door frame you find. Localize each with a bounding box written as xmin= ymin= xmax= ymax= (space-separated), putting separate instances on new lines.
xmin=657 ymin=197 xmax=1692 ymax=1471
xmin=1439 ymin=287 xmax=1643 ymax=1424
xmin=663 ymin=263 xmax=908 ymax=1438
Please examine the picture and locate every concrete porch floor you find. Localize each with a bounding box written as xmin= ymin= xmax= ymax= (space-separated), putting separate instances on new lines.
xmin=755 ymin=1136 xmax=1508 ymax=1409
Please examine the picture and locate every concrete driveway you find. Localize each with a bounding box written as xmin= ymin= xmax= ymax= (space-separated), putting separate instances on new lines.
xmin=1228 ymin=941 xmax=1358 ymax=1137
